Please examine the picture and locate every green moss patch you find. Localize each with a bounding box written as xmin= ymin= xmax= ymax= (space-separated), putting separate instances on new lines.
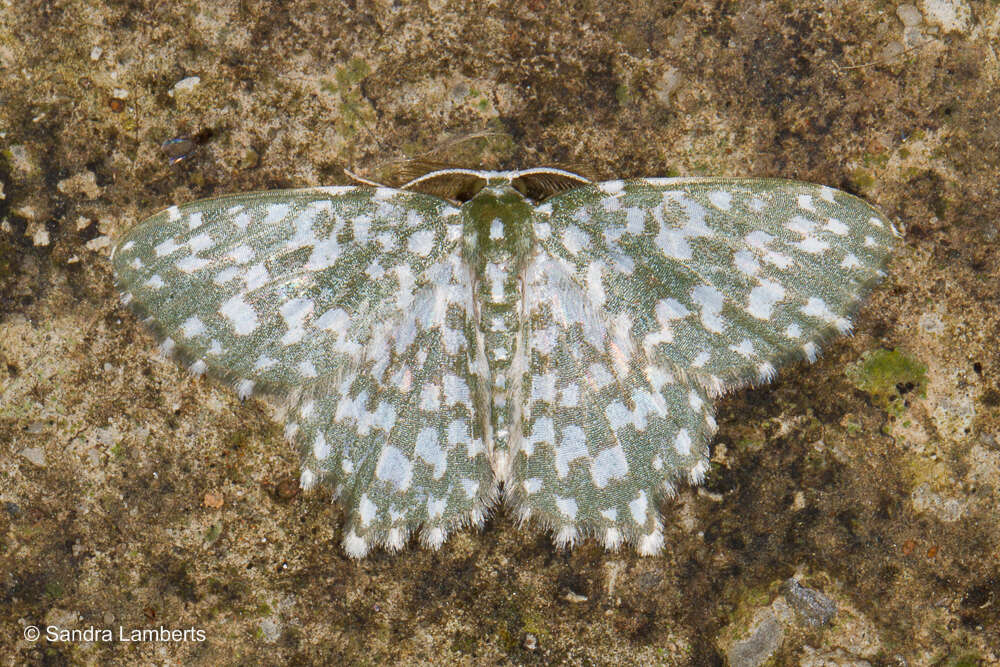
xmin=846 ymin=348 xmax=927 ymax=418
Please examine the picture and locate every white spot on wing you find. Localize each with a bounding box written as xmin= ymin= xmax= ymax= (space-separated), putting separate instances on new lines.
xmin=795 ymin=236 xmax=830 ymax=253
xmin=280 ymin=298 xmax=314 ymax=345
xmin=674 ymin=429 xmax=692 ymax=455
xmin=171 ymin=254 xmax=210 ymax=273
xmin=708 ymin=190 xmax=732 ymax=210
xmin=691 ymin=284 xmax=726 ymax=333
xmin=733 ymin=249 xmax=760 ymax=276
xmin=443 ymin=374 xmax=471 ymax=407
xmin=313 ymin=432 xmax=330 ymax=460
xmin=561 ymin=225 xmax=590 ymax=254
xmin=154 ymin=238 xmax=182 ymax=257
xmin=555 ymin=496 xmax=578 ymax=520
xmin=180 ymin=316 xmax=206 ymax=338
xmin=825 ymin=218 xmax=849 ymax=235
xmin=187 ymin=232 xmax=213 ymax=252
xmin=530 ymin=373 xmax=557 ymax=403
xmin=747 ymin=279 xmax=786 ymax=320
xmin=220 ymin=294 xmax=259 ymax=335
xmin=375 ymin=446 xmax=413 ymax=492
xmin=359 ymin=494 xmax=377 ymax=526
xmin=591 ymin=445 xmax=628 ymax=488
xmin=414 ymin=427 xmax=446 ymax=479
xmin=229 ymin=244 xmax=255 ymax=264
xmin=841 ymin=253 xmax=862 ymax=269
xmin=629 ymin=490 xmax=648 ymax=524
xmin=554 ymin=425 xmax=587 ymax=478
xmin=407 ymin=229 xmax=435 ymax=256
xmin=264 ymin=203 xmax=291 ymax=223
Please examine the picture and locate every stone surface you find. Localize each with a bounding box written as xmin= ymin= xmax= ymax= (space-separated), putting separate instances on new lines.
xmin=727 ymin=613 xmax=784 ymax=667
xmin=919 ymin=0 xmax=972 ymax=33
xmin=782 ymin=579 xmax=838 ymax=627
xmin=896 ymin=4 xmax=923 ymax=27
xmin=18 ymin=447 xmax=46 ymax=467
xmin=1 ymin=0 xmax=999 ymax=664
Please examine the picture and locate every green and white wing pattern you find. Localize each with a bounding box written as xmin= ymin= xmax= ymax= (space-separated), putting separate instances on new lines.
xmin=113 ymin=188 xmax=456 ymax=394
xmin=534 ymin=179 xmax=899 ymax=395
xmin=112 ymin=186 xmax=493 ymax=556
xmin=113 ymin=171 xmax=898 ymax=557
xmin=513 ymin=253 xmax=717 ymax=553
xmin=516 ymin=178 xmax=897 ymax=551
xmin=285 ymin=252 xmax=493 ymax=557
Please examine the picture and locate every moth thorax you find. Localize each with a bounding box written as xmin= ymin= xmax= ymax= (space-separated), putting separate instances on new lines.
xmin=461 ymin=183 xmax=534 ymax=268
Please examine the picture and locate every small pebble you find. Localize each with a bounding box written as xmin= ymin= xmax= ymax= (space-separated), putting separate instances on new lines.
xmin=259 ymin=617 xmax=281 ymax=643
xmin=728 ymin=614 xmax=783 ymax=667
xmin=896 ymin=4 xmax=922 ymax=27
xmin=920 ymin=0 xmax=971 ymax=33
xmin=162 ymin=137 xmax=196 ymax=165
xmin=32 ymin=227 xmax=50 ymax=247
xmin=238 ymin=149 xmax=260 ymax=170
xmin=881 ymin=41 xmax=906 ymax=62
xmin=86 ymin=235 xmax=112 ymax=251
xmin=57 ymin=170 xmax=102 ymax=200
xmin=782 ymin=579 xmax=837 ymax=627
xmin=275 ymin=477 xmax=301 ymax=501
xmin=19 ymin=447 xmax=46 ymax=467
xmin=171 ymin=76 xmax=201 ymax=95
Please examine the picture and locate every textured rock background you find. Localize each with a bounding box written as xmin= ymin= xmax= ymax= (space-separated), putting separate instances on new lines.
xmin=2 ymin=1 xmax=999 ymax=664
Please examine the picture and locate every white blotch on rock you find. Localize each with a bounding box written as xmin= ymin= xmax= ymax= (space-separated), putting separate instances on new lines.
xmin=896 ymin=4 xmax=923 ymax=27
xmin=917 ymin=311 xmax=945 ymax=334
xmin=170 ymin=76 xmax=201 ymax=96
xmin=653 ymin=66 xmax=682 ymax=105
xmin=19 ymin=447 xmax=46 ymax=467
xmin=57 ymin=170 xmax=102 ymax=200
xmin=910 ymin=482 xmax=965 ymax=522
xmin=7 ymin=144 xmax=37 ymax=175
xmin=31 ymin=226 xmax=50 ymax=247
xmin=930 ymin=390 xmax=976 ymax=442
xmin=85 ymin=235 xmax=111 ymax=252
xmin=259 ymin=617 xmax=281 ymax=643
xmin=919 ymin=0 xmax=971 ymax=33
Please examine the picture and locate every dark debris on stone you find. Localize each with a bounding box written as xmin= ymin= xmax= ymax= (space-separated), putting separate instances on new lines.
xmin=782 ymin=578 xmax=838 ymax=627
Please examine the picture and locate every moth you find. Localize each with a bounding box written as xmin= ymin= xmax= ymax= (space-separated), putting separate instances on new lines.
xmin=112 ymin=167 xmax=898 ymax=557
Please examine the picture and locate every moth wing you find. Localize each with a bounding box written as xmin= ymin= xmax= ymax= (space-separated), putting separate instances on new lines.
xmin=114 ymin=186 xmax=495 ymax=556
xmin=287 ymin=253 xmax=494 ymax=556
xmin=510 ymin=252 xmax=716 ymax=553
xmin=536 ymin=178 xmax=899 ymax=395
xmin=113 ymin=187 xmax=460 ymax=398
